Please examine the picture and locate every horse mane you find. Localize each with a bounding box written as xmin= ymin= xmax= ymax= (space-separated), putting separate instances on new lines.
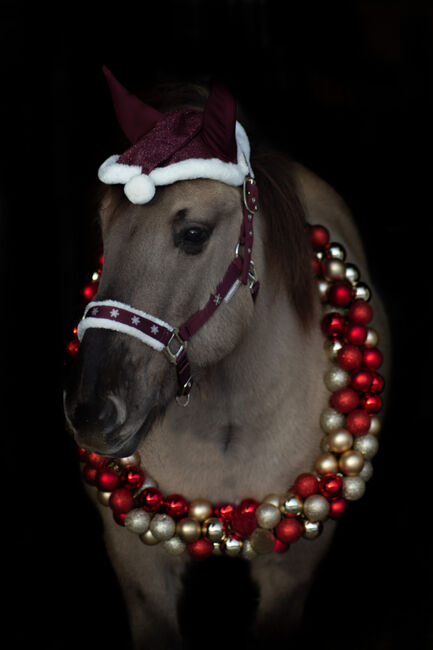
xmin=109 ymin=81 xmax=315 ymax=327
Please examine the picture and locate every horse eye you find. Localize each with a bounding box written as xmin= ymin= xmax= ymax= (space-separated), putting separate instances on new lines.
xmin=175 ymin=225 xmax=212 ymax=254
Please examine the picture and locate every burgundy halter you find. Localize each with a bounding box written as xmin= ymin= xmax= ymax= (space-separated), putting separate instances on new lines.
xmin=77 ymin=176 xmax=260 ymax=405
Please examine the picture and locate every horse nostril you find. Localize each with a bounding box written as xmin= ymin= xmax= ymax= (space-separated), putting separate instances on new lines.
xmin=72 ymin=395 xmax=126 ymax=437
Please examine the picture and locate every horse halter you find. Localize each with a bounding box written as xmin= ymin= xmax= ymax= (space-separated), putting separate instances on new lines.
xmin=77 ymin=176 xmax=260 ymax=406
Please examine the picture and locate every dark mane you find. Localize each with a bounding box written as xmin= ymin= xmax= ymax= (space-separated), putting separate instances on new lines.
xmin=109 ymin=81 xmax=315 ymax=326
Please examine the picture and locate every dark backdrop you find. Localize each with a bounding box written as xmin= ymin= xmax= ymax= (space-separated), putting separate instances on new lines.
xmin=3 ymin=2 xmax=432 ymax=648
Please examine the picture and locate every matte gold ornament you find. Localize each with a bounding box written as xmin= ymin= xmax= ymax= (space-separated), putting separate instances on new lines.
xmin=163 ymin=535 xmax=186 ymax=556
xmin=202 ymin=517 xmax=225 ymax=542
xmin=317 ymin=279 xmax=330 ymax=302
xmin=324 ymin=365 xmax=350 ymax=392
xmin=369 ymin=416 xmax=382 ymax=436
xmin=124 ymin=508 xmax=151 ymax=535
xmin=250 ymin=528 xmax=276 ymax=554
xmin=365 ymin=328 xmax=379 ymax=348
xmin=339 ymin=450 xmax=364 ymax=476
xmin=150 ymin=513 xmax=176 ymax=541
xmin=279 ymin=492 xmax=303 ymax=517
xmin=353 ymin=434 xmax=379 ymax=460
xmin=303 ymin=494 xmax=330 ymax=522
xmin=323 ymin=258 xmax=346 ymax=281
xmin=328 ymin=428 xmax=353 ymax=453
xmin=343 ymin=476 xmax=366 ymax=501
xmin=140 ymin=529 xmax=160 ymax=545
xmin=188 ymin=499 xmax=212 ymax=522
xmin=118 ymin=451 xmax=141 ymax=467
xmin=315 ymin=452 xmax=339 ymax=476
xmin=97 ymin=491 xmax=112 ymax=507
xmin=177 ymin=517 xmax=201 ymax=543
xmin=241 ymin=539 xmax=258 ymax=560
xmin=255 ymin=502 xmax=281 ymax=529
xmin=262 ymin=493 xmax=281 ymax=508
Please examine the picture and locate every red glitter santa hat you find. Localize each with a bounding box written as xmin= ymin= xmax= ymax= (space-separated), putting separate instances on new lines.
xmin=98 ymin=67 xmax=253 ymax=204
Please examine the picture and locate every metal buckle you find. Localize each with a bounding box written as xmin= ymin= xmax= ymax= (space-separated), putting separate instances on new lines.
xmin=248 ymin=260 xmax=258 ymax=293
xmin=243 ymin=176 xmax=257 ymax=213
xmin=163 ymin=328 xmax=187 ymax=365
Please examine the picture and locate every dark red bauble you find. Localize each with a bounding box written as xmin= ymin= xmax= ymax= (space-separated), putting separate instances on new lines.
xmin=370 ymin=373 xmax=384 ymax=394
xmin=348 ymin=299 xmax=373 ymax=325
xmin=139 ymin=487 xmax=163 ymax=512
xmin=359 ymin=393 xmax=382 ymax=413
xmin=164 ymin=494 xmax=188 ymax=519
xmin=276 ymin=517 xmax=304 ymax=544
xmin=328 ymin=498 xmax=347 ymax=520
xmin=309 ymin=225 xmax=330 ymax=251
xmin=82 ymin=464 xmax=98 ymax=486
xmin=109 ymin=488 xmax=134 ymax=514
xmin=311 ymin=258 xmax=321 ymax=276
xmin=292 ymin=473 xmax=319 ymax=498
xmin=77 ymin=447 xmax=89 ymax=463
xmin=327 ymin=281 xmax=354 ymax=307
xmin=231 ymin=499 xmax=259 ymax=538
xmin=350 ymin=369 xmax=373 ymax=393
xmin=120 ymin=465 xmax=145 ymax=490
xmin=319 ymin=474 xmax=343 ymax=500
xmin=187 ymin=538 xmax=214 ymax=560
xmin=213 ymin=503 xmax=235 ymax=523
xmin=113 ymin=512 xmax=127 ymax=526
xmin=66 ymin=338 xmax=80 ymax=357
xmin=337 ymin=344 xmax=363 ymax=371
xmin=345 ymin=324 xmax=367 ymax=346
xmin=330 ymin=387 xmax=359 ymax=413
xmin=363 ymin=348 xmax=383 ymax=370
xmin=83 ymin=281 xmax=99 ymax=301
xmin=96 ymin=467 xmax=120 ymax=492
xmin=86 ymin=451 xmax=109 ymax=469
xmin=273 ymin=539 xmax=289 ymax=553
xmin=346 ymin=409 xmax=371 ymax=436
xmin=321 ymin=312 xmax=347 ymax=338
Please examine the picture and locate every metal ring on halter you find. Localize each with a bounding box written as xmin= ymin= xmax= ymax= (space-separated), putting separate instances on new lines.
xmin=163 ymin=328 xmax=187 ymax=365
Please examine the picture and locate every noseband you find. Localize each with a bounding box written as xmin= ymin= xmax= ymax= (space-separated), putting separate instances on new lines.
xmin=77 ymin=176 xmax=260 ymax=406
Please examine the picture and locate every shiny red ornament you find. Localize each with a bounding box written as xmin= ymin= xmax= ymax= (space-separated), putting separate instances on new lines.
xmin=321 ymin=312 xmax=347 ymax=338
xmin=82 ymin=464 xmax=98 ymax=486
xmin=348 ymin=299 xmax=373 ymax=325
xmin=109 ymin=488 xmax=134 ymax=514
xmin=345 ymin=324 xmax=367 ymax=346
xmin=77 ymin=447 xmax=89 ymax=462
xmin=337 ymin=344 xmax=363 ymax=371
xmin=86 ymin=451 xmax=109 ymax=469
xmin=120 ymin=465 xmax=145 ymax=490
xmin=330 ymin=387 xmax=359 ymax=413
xmin=231 ymin=499 xmax=259 ymax=538
xmin=213 ymin=503 xmax=235 ymax=523
xmin=370 ymin=373 xmax=384 ymax=394
xmin=273 ymin=539 xmax=289 ymax=553
xmin=276 ymin=517 xmax=304 ymax=544
xmin=113 ymin=512 xmax=127 ymax=526
xmin=309 ymin=224 xmax=330 ymax=251
xmin=359 ymin=393 xmax=382 ymax=413
xmin=83 ymin=281 xmax=99 ymax=302
xmin=350 ymin=369 xmax=373 ymax=393
xmin=292 ymin=473 xmax=319 ymax=498
xmin=327 ymin=281 xmax=353 ymax=307
xmin=363 ymin=348 xmax=383 ymax=370
xmin=66 ymin=338 xmax=80 ymax=357
xmin=164 ymin=494 xmax=188 ymax=519
xmin=319 ymin=474 xmax=343 ymax=500
xmin=139 ymin=487 xmax=164 ymax=512
xmin=96 ymin=467 xmax=120 ymax=492
xmin=187 ymin=538 xmax=214 ymax=560
xmin=346 ymin=409 xmax=371 ymax=436
xmin=328 ymin=498 xmax=347 ymax=519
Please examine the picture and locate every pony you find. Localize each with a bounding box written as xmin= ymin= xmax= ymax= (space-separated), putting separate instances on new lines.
xmin=64 ymin=77 xmax=389 ymax=648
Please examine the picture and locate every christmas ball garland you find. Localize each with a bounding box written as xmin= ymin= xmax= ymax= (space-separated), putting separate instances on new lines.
xmin=66 ymin=223 xmax=384 ymax=560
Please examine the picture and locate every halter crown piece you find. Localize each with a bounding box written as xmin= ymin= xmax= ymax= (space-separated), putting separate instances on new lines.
xmin=66 ymin=70 xmax=385 ymax=561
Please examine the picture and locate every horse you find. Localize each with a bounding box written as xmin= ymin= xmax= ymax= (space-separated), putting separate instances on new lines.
xmin=64 ymin=79 xmax=389 ymax=649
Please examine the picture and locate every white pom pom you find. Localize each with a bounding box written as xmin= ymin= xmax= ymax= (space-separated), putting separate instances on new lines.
xmin=124 ymin=174 xmax=156 ymax=204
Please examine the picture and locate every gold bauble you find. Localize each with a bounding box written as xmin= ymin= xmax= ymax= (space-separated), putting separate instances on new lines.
xmin=223 ymin=535 xmax=243 ymax=557
xmin=140 ymin=529 xmax=160 ymax=545
xmin=279 ymin=492 xmax=303 ymax=517
xmin=323 ymin=258 xmax=346 ymax=281
xmin=202 ymin=517 xmax=225 ymax=542
xmin=314 ymin=452 xmax=338 ymax=476
xmin=188 ymin=499 xmax=212 ymax=522
xmin=365 ymin=327 xmax=379 ymax=348
xmin=320 ymin=407 xmax=345 ymax=433
xmin=339 ymin=449 xmax=364 ymax=476
xmin=324 ymin=365 xmax=350 ymax=392
xmin=369 ymin=415 xmax=382 ymax=435
xmin=118 ymin=451 xmax=141 ymax=467
xmin=255 ymin=503 xmax=281 ymax=529
xmin=250 ymin=528 xmax=275 ymax=555
xmin=328 ymin=428 xmax=353 ymax=453
xmin=97 ymin=491 xmax=112 ymax=507
xmin=176 ymin=517 xmax=201 ymax=543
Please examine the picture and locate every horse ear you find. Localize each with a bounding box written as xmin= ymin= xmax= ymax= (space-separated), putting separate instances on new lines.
xmin=201 ymin=82 xmax=237 ymax=163
xmin=102 ymin=66 xmax=163 ymax=144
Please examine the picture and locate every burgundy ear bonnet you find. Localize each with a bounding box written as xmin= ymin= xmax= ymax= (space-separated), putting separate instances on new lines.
xmin=98 ymin=67 xmax=253 ymax=204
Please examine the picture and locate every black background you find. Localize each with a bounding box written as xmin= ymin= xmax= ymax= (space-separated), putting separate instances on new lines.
xmin=3 ymin=1 xmax=432 ymax=648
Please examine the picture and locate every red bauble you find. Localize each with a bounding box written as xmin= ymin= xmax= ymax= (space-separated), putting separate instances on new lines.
xmin=292 ymin=473 xmax=319 ymax=498
xmin=319 ymin=474 xmax=343 ymax=500
xmin=321 ymin=312 xmax=347 ymax=338
xmin=213 ymin=503 xmax=235 ymax=523
xmin=328 ymin=498 xmax=347 ymax=519
xmin=113 ymin=512 xmax=127 ymax=526
xmin=139 ymin=487 xmax=163 ymax=512
xmin=311 ymin=258 xmax=321 ymax=276
xmin=327 ymin=281 xmax=354 ymax=307
xmin=273 ymin=539 xmax=289 ymax=553
xmin=350 ymin=369 xmax=373 ymax=393
xmin=120 ymin=465 xmax=145 ymax=490
xmin=96 ymin=467 xmax=120 ymax=492
xmin=109 ymin=488 xmax=134 ymax=514
xmin=346 ymin=409 xmax=371 ymax=436
xmin=370 ymin=373 xmax=384 ymax=394
xmin=337 ymin=344 xmax=363 ymax=371
xmin=363 ymin=348 xmax=383 ymax=370
xmin=359 ymin=393 xmax=382 ymax=413
xmin=66 ymin=338 xmax=80 ymax=357
xmin=309 ymin=225 xmax=330 ymax=251
xmin=86 ymin=451 xmax=109 ymax=469
xmin=348 ymin=299 xmax=373 ymax=325
xmin=77 ymin=447 xmax=89 ymax=462
xmin=345 ymin=324 xmax=367 ymax=346
xmin=187 ymin=538 xmax=214 ymax=560
xmin=276 ymin=517 xmax=304 ymax=544
xmin=330 ymin=387 xmax=359 ymax=413
xmin=82 ymin=464 xmax=98 ymax=486
xmin=164 ymin=494 xmax=188 ymax=519
xmin=83 ymin=281 xmax=99 ymax=301
xmin=231 ymin=499 xmax=259 ymax=538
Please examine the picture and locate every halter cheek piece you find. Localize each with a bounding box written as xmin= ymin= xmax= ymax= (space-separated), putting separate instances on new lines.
xmin=77 ymin=176 xmax=259 ymax=406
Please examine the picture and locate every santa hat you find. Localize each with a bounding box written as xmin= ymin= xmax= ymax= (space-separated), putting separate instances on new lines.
xmin=98 ymin=67 xmax=253 ymax=204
